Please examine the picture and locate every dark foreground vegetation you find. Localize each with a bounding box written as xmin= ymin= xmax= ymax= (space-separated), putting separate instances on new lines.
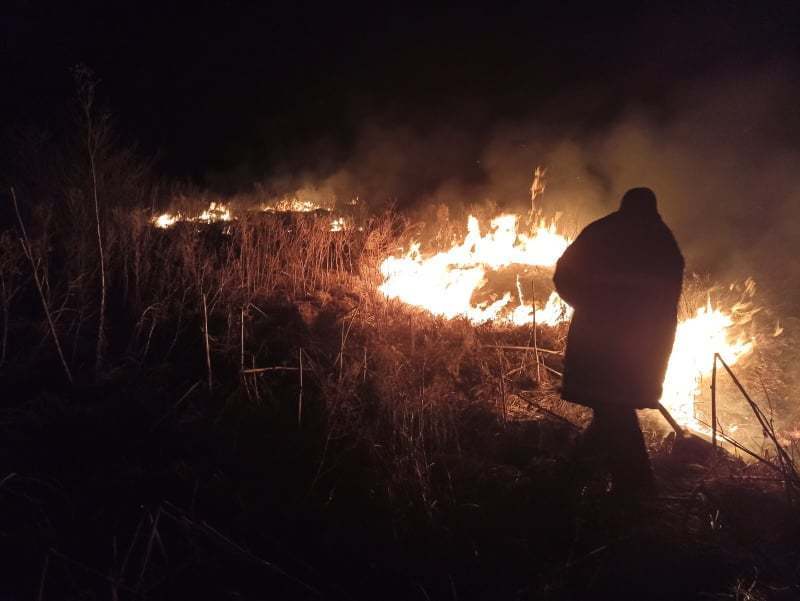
xmin=1 ymin=196 xmax=799 ymax=600
xmin=1 ymin=82 xmax=799 ymax=600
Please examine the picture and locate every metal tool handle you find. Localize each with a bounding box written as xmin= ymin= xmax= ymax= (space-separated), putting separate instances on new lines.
xmin=657 ymin=403 xmax=686 ymax=438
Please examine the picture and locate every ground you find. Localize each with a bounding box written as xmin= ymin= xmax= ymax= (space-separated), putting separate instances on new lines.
xmin=1 ymin=281 xmax=798 ymax=600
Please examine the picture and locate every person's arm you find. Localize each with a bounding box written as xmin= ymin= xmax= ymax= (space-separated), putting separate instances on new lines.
xmin=553 ymin=231 xmax=591 ymax=308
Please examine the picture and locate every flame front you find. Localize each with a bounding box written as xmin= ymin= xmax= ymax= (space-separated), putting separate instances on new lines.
xmin=379 ymin=214 xmax=573 ymax=325
xmin=661 ymin=299 xmax=754 ymax=432
xmin=154 ymin=212 xmax=181 ymax=229
xmin=261 ymin=198 xmax=323 ymax=213
xmin=378 ymin=214 xmax=756 ymax=433
xmin=152 ymin=202 xmax=232 ymax=228
xmin=152 ymin=199 xmax=347 ymax=231
xmin=198 ymin=202 xmax=232 ymax=224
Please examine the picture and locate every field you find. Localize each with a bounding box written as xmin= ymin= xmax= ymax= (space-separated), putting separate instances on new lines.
xmin=1 ymin=170 xmax=799 ymax=601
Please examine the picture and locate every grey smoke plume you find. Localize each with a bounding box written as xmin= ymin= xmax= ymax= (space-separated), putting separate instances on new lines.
xmin=271 ymin=61 xmax=800 ymax=311
xmin=530 ymin=61 xmax=800 ymax=297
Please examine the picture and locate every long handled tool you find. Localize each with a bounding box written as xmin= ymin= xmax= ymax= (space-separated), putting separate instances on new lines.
xmin=657 ymin=403 xmax=686 ymax=438
xmin=657 ymin=402 xmax=722 ymax=462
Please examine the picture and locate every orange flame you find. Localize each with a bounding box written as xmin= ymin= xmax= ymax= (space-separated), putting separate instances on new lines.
xmin=379 ymin=214 xmax=572 ymax=325
xmin=261 ymin=198 xmax=322 ymax=213
xmin=152 ymin=202 xmax=232 ymax=228
xmin=378 ymin=214 xmax=758 ymax=434
xmin=661 ymin=297 xmax=755 ymax=432
xmin=153 ymin=200 xmax=348 ymax=231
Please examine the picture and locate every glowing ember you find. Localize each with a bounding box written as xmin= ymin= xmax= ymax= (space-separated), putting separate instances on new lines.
xmin=378 ymin=213 xmax=758 ymax=434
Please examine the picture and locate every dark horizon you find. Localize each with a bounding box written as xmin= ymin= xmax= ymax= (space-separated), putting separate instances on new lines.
xmin=4 ymin=1 xmax=800 ymax=302
xmin=3 ymin=1 xmax=799 ymax=187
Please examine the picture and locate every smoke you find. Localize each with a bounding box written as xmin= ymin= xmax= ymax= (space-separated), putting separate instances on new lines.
xmin=531 ymin=61 xmax=800 ymax=296
xmin=300 ymin=123 xmax=489 ymax=210
xmin=389 ymin=65 xmax=797 ymax=291
xmin=256 ymin=61 xmax=799 ymax=309
xmin=233 ymin=58 xmax=800 ymax=425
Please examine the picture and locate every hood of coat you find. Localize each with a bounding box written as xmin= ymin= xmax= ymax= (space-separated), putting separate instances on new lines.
xmin=619 ymin=187 xmax=659 ymax=219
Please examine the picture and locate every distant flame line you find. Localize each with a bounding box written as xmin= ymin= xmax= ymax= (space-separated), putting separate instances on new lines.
xmin=151 ymin=201 xmax=349 ymax=231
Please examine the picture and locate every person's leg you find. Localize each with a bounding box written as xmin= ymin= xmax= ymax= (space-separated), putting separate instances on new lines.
xmin=604 ymin=407 xmax=654 ymax=495
xmin=570 ymin=405 xmax=613 ymax=492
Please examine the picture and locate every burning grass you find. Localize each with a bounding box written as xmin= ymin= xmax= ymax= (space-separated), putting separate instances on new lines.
xmin=3 ymin=75 xmax=796 ymax=597
xmin=1 ymin=188 xmax=799 ymax=599
xmin=376 ymin=210 xmax=796 ymax=457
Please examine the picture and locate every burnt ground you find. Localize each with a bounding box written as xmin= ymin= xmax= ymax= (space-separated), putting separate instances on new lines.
xmin=1 ymin=296 xmax=798 ymax=601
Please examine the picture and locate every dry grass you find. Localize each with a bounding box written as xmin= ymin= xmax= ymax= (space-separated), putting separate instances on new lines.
xmin=2 ymin=81 xmax=798 ymax=599
xmin=2 ymin=184 xmax=798 ymax=599
xmin=0 ymin=192 xmax=579 ymax=512
xmin=1 ymin=207 xmax=797 ymax=600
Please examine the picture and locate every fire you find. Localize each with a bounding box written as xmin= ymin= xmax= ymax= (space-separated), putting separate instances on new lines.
xmin=261 ymin=198 xmax=322 ymax=213
xmin=152 ymin=199 xmax=349 ymax=231
xmin=152 ymin=202 xmax=232 ymax=228
xmin=378 ymin=213 xmax=758 ymax=434
xmin=379 ymin=214 xmax=573 ymax=325
xmin=330 ymin=217 xmax=347 ymax=232
xmin=197 ymin=202 xmax=233 ymax=223
xmin=661 ymin=297 xmax=755 ymax=432
xmin=154 ymin=212 xmax=181 ymax=229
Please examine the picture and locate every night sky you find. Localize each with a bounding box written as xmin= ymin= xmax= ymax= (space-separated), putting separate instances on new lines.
xmin=4 ymin=1 xmax=798 ymax=188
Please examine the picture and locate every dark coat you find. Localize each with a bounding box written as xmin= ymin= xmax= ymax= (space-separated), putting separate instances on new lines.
xmin=553 ymin=201 xmax=684 ymax=409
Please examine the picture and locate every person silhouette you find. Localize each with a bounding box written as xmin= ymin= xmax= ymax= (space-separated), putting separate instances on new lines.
xmin=553 ymin=187 xmax=684 ymax=495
